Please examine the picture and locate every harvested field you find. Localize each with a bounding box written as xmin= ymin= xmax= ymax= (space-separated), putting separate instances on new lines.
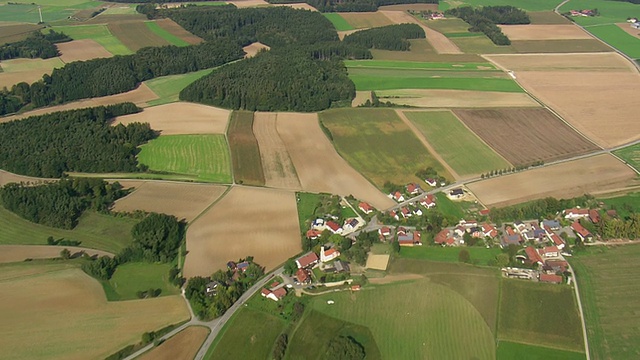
xmin=113 ymin=181 xmax=227 ymax=222
xmin=366 ymin=254 xmax=390 ymax=270
xmin=467 ymin=154 xmax=637 ymax=207
xmin=253 ymin=112 xmax=301 ymax=190
xmin=0 ymin=245 xmax=112 ymax=263
xmin=484 ymin=52 xmax=634 ymax=72
xmin=226 ymin=0 xmax=269 ymax=8
xmin=527 ymin=11 xmax=572 ymax=25
xmin=56 ymin=39 xmax=112 ymax=62
xmin=0 ymin=57 xmax=63 ymax=88
xmin=499 ymin=25 xmax=591 ymax=40
xmin=139 ymin=326 xmax=209 ymax=360
xmin=273 ymin=2 xmax=318 ymax=11
xmin=376 ymin=89 xmax=538 ymax=107
xmin=0 ymin=169 xmax=51 ymax=186
xmin=509 ymin=39 xmax=611 ymax=53
xmin=227 ymin=111 xmax=265 ymax=186
xmin=381 ymin=10 xmax=462 ymax=54
xmin=352 ymin=90 xmax=371 ymax=107
xmin=0 ymin=23 xmax=43 ymax=44
xmin=368 ymin=273 xmax=423 ymax=284
xmin=184 ymin=186 xmax=301 ymax=277
xmin=276 ymin=112 xmax=395 ymax=209
xmin=379 ymin=3 xmax=437 ymax=11
xmin=0 ymin=262 xmax=189 ymax=360
xmin=451 ymin=36 xmax=515 ymax=54
xmin=243 ymin=42 xmax=270 ymax=58
xmin=338 ymin=11 xmax=393 ymax=29
xmin=338 ymin=29 xmax=362 ymax=40
xmin=453 ymin=108 xmax=599 ymax=166
xmin=371 ymin=38 xmax=481 ymax=62
xmin=113 ymin=102 xmax=230 ymax=135
xmin=154 ymin=18 xmax=203 ymax=45
xmin=617 ymin=22 xmax=640 ymax=40
xmin=108 ymin=21 xmax=170 ymax=52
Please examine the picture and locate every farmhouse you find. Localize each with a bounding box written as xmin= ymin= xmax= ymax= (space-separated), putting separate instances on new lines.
xmin=398 ymin=230 xmax=422 ymax=246
xmin=306 ymin=229 xmax=322 ymax=240
xmin=326 ymin=221 xmax=343 ymax=234
xmin=539 ymin=273 xmax=563 ymax=284
xmin=563 ymin=208 xmax=590 ymax=221
xmin=296 ymin=252 xmax=319 ymax=269
xmin=400 ymin=207 xmax=412 ymax=218
xmin=632 ymin=22 xmax=640 ymax=29
xmin=420 ymin=194 xmax=436 ymax=208
xmin=412 ymin=208 xmax=423 ymax=216
xmin=392 ymin=191 xmax=405 ymax=202
xmin=358 ymin=202 xmax=374 ymax=214
xmin=571 ymin=221 xmax=592 ymax=242
xmin=539 ymin=246 xmax=559 ymax=258
xmin=425 ymin=178 xmax=437 ymax=187
xmin=262 ymin=287 xmax=287 ymax=302
xmin=448 ymin=188 xmax=464 ymax=199
xmin=549 ymin=233 xmax=566 ymax=249
xmin=227 ymin=261 xmax=237 ymax=270
xmin=379 ymin=226 xmax=391 ymax=237
xmin=482 ymin=223 xmax=498 ymax=238
xmin=525 ymin=246 xmax=544 ymax=265
xmin=343 ymin=218 xmax=360 ymax=232
xmin=459 ymin=219 xmax=478 ymax=228
xmin=406 ymin=183 xmax=422 ymax=195
xmin=320 ymin=246 xmax=340 ymax=263
xmin=237 ymin=261 xmax=250 ymax=272
xmin=589 ymin=209 xmax=601 ymax=223
xmin=295 ymin=268 xmax=311 ymax=284
xmin=435 ymin=228 xmax=455 ymax=246
xmin=389 ymin=210 xmax=399 ymax=220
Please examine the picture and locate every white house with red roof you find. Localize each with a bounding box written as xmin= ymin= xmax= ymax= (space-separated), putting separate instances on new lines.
xmin=525 ymin=246 xmax=543 ymax=265
xmin=358 ymin=202 xmax=374 ymax=214
xmin=481 ymin=223 xmax=498 ymax=238
xmin=400 ymin=207 xmax=412 ymax=218
xmin=539 ymin=246 xmax=559 ymax=258
xmin=391 ymin=191 xmax=405 ymax=202
xmin=571 ymin=221 xmax=592 ymax=241
xmin=420 ymin=194 xmax=436 ymax=208
xmin=539 ymin=273 xmax=563 ymax=284
xmin=389 ymin=210 xmax=399 ymax=221
xmin=296 ymin=252 xmax=319 ymax=269
xmin=398 ymin=230 xmax=422 ymax=246
xmin=306 ymin=229 xmax=322 ymax=240
xmin=378 ymin=226 xmax=391 ymax=237
xmin=262 ymin=287 xmax=287 ymax=301
xmin=326 ymin=221 xmax=343 ymax=234
xmin=295 ymin=268 xmax=311 ymax=284
xmin=320 ymin=246 xmax=340 ymax=263
xmin=406 ymin=183 xmax=422 ymax=195
xmin=564 ymin=208 xmax=590 ymax=220
xmin=425 ymin=178 xmax=437 ymax=187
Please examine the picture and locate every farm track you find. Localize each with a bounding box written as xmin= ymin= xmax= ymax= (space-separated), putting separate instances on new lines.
xmin=253 ymin=113 xmax=301 ymax=190
xmin=381 ymin=10 xmax=462 ymax=54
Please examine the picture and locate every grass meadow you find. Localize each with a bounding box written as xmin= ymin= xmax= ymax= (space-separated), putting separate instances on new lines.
xmin=558 ymin=0 xmax=640 ymax=25
xmin=227 ymin=111 xmax=265 ymax=186
xmin=323 ymin=13 xmax=354 ymax=31
xmin=598 ymin=192 xmax=640 ymax=219
xmin=51 ymin=24 xmax=132 ymax=55
xmin=296 ymin=192 xmax=322 ymax=232
xmin=497 ymin=341 xmax=586 ymax=360
xmin=137 ymin=134 xmax=232 ymax=183
xmin=586 ymin=24 xmax=640 ymax=59
xmin=145 ymin=68 xmax=214 ymax=106
xmin=0 ymin=206 xmax=136 ymax=253
xmin=569 ymin=245 xmax=640 ymax=359
xmin=399 ymin=246 xmax=502 ymax=266
xmin=405 ymin=110 xmax=511 ymax=176
xmin=498 ymin=279 xmax=585 ymax=352
xmin=319 ymin=108 xmax=451 ymax=187
xmin=145 ymin=21 xmax=190 ymax=47
xmin=433 ymin=192 xmax=474 ymax=218
xmin=0 ymin=0 xmax=102 ymax=23
xmin=104 ymin=262 xmax=180 ymax=301
xmin=614 ymin=143 xmax=640 ymax=173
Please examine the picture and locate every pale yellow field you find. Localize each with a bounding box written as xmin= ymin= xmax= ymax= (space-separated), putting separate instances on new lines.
xmin=113 ymin=102 xmax=231 ymax=135
xmin=243 ymin=42 xmax=270 ymax=58
xmin=366 ymin=254 xmax=390 ymax=270
xmin=0 ymin=263 xmax=189 ymax=360
xmin=184 ymin=186 xmax=301 ymax=278
xmin=57 ymin=39 xmax=113 ymax=63
xmin=113 ymin=181 xmax=227 ymax=222
xmin=0 ymin=245 xmax=113 ymax=263
xmin=253 ymin=112 xmax=301 ymax=190
xmin=139 ymin=326 xmax=209 ymax=360
xmin=484 ymin=52 xmax=633 ymax=72
xmin=0 ymin=169 xmax=52 ymax=186
xmin=499 ymin=25 xmax=592 ymax=40
xmin=0 ymin=57 xmax=64 ymax=88
xmin=376 ymin=89 xmax=539 ymax=108
xmin=273 ymin=2 xmax=318 ymax=11
xmin=338 ymin=29 xmax=364 ymax=40
xmin=338 ymin=11 xmax=393 ymax=29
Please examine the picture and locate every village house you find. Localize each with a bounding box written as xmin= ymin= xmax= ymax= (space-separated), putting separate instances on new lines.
xmin=502 ymin=233 xmax=521 ymax=247
xmin=563 ymin=208 xmax=590 ymax=221
xmin=459 ymin=219 xmax=478 ymax=228
xmin=398 ymin=230 xmax=422 ymax=246
xmin=227 ymin=261 xmax=237 ymax=271
xmin=412 ymin=207 xmax=423 ymax=216
xmin=482 ymin=223 xmax=498 ymax=238
xmin=589 ymin=209 xmax=601 ymax=223
xmin=468 ymin=226 xmax=483 ymax=238
xmin=541 ymin=219 xmax=560 ymax=230
xmin=632 ymin=21 xmax=640 ymax=29
xmin=391 ymin=191 xmax=405 ymax=202
xmin=343 ymin=218 xmax=360 ymax=232
xmin=296 ymin=252 xmax=319 ymax=269
xmin=389 ymin=210 xmax=399 ymax=221
xmin=261 ymin=287 xmax=287 ymax=302
xmin=326 ymin=220 xmax=343 ymax=234
xmin=237 ymin=261 xmax=250 ymax=272
xmin=435 ymin=228 xmax=455 ymax=246
xmin=312 ymin=218 xmax=325 ymax=230
xmin=525 ymin=246 xmax=543 ymax=266
xmin=549 ymin=233 xmax=566 ymax=249
xmin=358 ymin=202 xmax=374 ymax=214
xmin=400 ymin=207 xmax=412 ymax=218
xmin=448 ymin=188 xmax=464 ymax=199
xmin=539 ymin=246 xmax=559 ymax=258
xmin=425 ymin=178 xmax=437 ymax=187
xmin=454 ymin=225 xmax=466 ymax=237
xmin=306 ymin=229 xmax=322 ymax=240
xmin=420 ymin=194 xmax=436 ymax=208
xmin=295 ymin=268 xmax=311 ymax=284
xmin=406 ymin=183 xmax=422 ymax=195
xmin=378 ymin=226 xmax=391 ymax=237
xmin=545 ymin=259 xmax=568 ymax=273
xmin=571 ymin=221 xmax=592 ymax=242
xmin=320 ymin=246 xmax=340 ymax=263
xmin=539 ymin=273 xmax=563 ymax=284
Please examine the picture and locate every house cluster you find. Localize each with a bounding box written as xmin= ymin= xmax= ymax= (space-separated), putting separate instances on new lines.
xmin=563 ymin=207 xmax=598 ymax=242
xmin=204 ymin=260 xmax=253 ymax=296
xmin=569 ymin=9 xmax=596 ymax=17
xmin=306 ymin=214 xmax=363 ymax=241
xmin=396 ymin=227 xmax=422 ymax=246
xmin=389 ymin=183 xmax=424 ymax=203
xmin=423 ymin=12 xmax=445 ymax=20
xmin=435 ymin=219 xmax=498 ymax=246
xmin=261 ymin=282 xmax=287 ymax=302
xmin=523 ymin=245 xmax=568 ymax=284
xmin=501 ymin=219 xmax=567 ymax=248
xmin=388 ymin=193 xmax=436 ymax=221
xmin=293 ymin=246 xmax=349 ymax=285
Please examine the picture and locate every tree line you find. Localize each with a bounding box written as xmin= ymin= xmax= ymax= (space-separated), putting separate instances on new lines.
xmin=445 ymin=5 xmax=529 ymax=45
xmin=0 ymin=30 xmax=71 ymax=60
xmin=0 ymin=103 xmax=155 ymax=178
xmin=343 ymin=24 xmax=425 ymax=51
xmin=489 ymin=195 xmax=594 ymax=223
xmin=267 ymin=0 xmax=437 ymax=12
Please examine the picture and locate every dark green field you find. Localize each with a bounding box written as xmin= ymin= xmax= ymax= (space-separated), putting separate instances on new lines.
xmin=399 ymin=246 xmax=502 ymax=266
xmin=598 ymin=192 xmax=640 ymax=219
xmin=227 ymin=111 xmax=265 ymax=186
xmin=497 ymin=341 xmax=586 ymax=360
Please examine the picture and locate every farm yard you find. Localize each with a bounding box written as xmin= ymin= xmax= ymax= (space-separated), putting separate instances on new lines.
xmin=113 ymin=181 xmax=227 ymax=222
xmin=107 ymin=21 xmax=172 ymax=52
xmin=139 ymin=326 xmax=209 ymax=360
xmin=0 ymin=262 xmax=189 ymax=360
xmin=375 ymin=89 xmax=538 ymax=108
xmin=276 ymin=112 xmax=395 ymax=209
xmin=452 ymin=108 xmax=599 ymax=166
xmin=137 ymin=135 xmax=232 ymax=183
xmin=467 ymin=154 xmax=638 ymax=207
xmin=184 ymin=186 xmax=301 ymax=277
xmin=227 ymin=111 xmax=265 ymax=186
xmin=253 ymin=112 xmax=301 ymax=190
xmin=113 ymin=102 xmax=230 ymax=135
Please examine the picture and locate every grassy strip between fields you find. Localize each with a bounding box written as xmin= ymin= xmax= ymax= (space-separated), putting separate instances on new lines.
xmin=50 ymin=24 xmax=132 ymax=55
xmin=145 ymin=68 xmax=214 ymax=106
xmin=145 ymin=21 xmax=190 ymax=47
xmin=586 ymin=24 xmax=640 ymax=59
xmin=344 ymin=59 xmax=496 ymax=70
xmin=323 ymin=13 xmax=354 ymax=31
xmin=227 ymin=111 xmax=265 ymax=186
xmin=348 ymin=72 xmax=522 ymax=92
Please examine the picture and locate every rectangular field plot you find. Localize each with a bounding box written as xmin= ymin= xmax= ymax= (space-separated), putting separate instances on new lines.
xmin=344 ymin=59 xmax=497 ymax=70
xmin=145 ymin=68 xmax=214 ymax=106
xmin=227 ymin=111 xmax=265 ymax=186
xmin=614 ymin=143 xmax=640 ymax=173
xmin=498 ymin=279 xmax=584 ymax=352
xmin=424 ymin=18 xmax=471 ymax=34
xmin=253 ymin=113 xmax=300 ymax=190
xmin=404 ymin=110 xmax=510 ymax=176
xmin=510 ymin=39 xmax=611 ymax=53
xmin=587 ymin=24 xmax=640 ymax=59
xmin=527 ymin=11 xmax=572 ymax=25
xmin=450 ymin=36 xmax=515 ymax=54
xmin=323 ymin=13 xmax=354 ymax=31
xmin=497 ymin=341 xmax=585 ymax=360
xmin=570 ymin=245 xmax=640 ymax=359
xmin=319 ymin=108 xmax=451 ymax=187
xmin=108 ymin=21 xmax=171 ymax=52
xmin=51 ymin=24 xmax=132 ymax=55
xmin=145 ymin=21 xmax=190 ymax=47
xmin=137 ymin=134 xmax=232 ymax=183
xmin=453 ymin=108 xmax=599 ymax=166
xmin=443 ymin=0 xmax=562 ymax=12
xmin=337 ymin=11 xmax=393 ymax=29
xmin=376 ymin=89 xmax=538 ymax=108
xmin=370 ymin=38 xmax=482 ymax=62
xmin=499 ymin=25 xmax=592 ymax=40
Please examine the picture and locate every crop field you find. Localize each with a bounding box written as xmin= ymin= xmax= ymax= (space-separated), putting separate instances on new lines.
xmin=344 ymin=59 xmax=497 ymax=70
xmin=106 ymin=262 xmax=180 ymax=301
xmin=140 ymin=326 xmax=209 ymax=360
xmin=311 ymin=278 xmax=495 ymax=359
xmin=0 ymin=244 xmax=111 ymax=263
xmin=441 ymin=0 xmax=561 ymax=12
xmin=371 ymin=38 xmax=482 ymax=62
xmin=376 ymin=89 xmax=538 ymax=107
xmin=227 ymin=111 xmax=265 ymax=186
xmin=50 ymin=25 xmax=132 ymax=55
xmin=137 ymin=135 xmax=232 ymax=183
xmin=528 ymin=11 xmax=572 ymax=25
xmin=145 ymin=21 xmax=190 ymax=47
xmin=113 ymin=181 xmax=227 ymax=222
xmin=486 ymin=53 xmax=640 ymax=148
xmin=453 ymin=108 xmax=599 ymax=166
xmin=108 ymin=21 xmax=171 ymax=52
xmin=498 ymin=279 xmax=584 ymax=352
xmin=558 ymin=0 xmax=640 ymax=26
xmin=276 ymin=112 xmax=394 ymax=209
xmin=499 ymin=24 xmax=592 ymax=40
xmin=337 ymin=11 xmax=393 ymax=29
xmin=509 ymin=39 xmax=611 ymax=53
xmin=497 ymin=341 xmax=586 ymax=360
xmin=0 ymin=1 xmax=102 ymax=24
xmin=379 ymin=3 xmax=438 ymax=11
xmin=56 ymin=39 xmax=113 ymax=62
xmin=243 ymin=41 xmax=269 ymax=58
xmin=144 ymin=68 xmax=214 ymax=106
xmin=404 ymin=110 xmax=510 ymax=176
xmin=424 ymin=18 xmax=471 ymax=34
xmin=0 ymin=206 xmax=136 ymax=253
xmin=0 ymin=23 xmax=43 ymax=43
xmin=450 ymin=35 xmax=515 ymax=54
xmin=153 ymin=18 xmax=203 ymax=45
xmin=319 ymin=108 xmax=451 ymax=187
xmin=570 ymin=245 xmax=640 ymax=359
xmin=614 ymin=143 xmax=640 ymax=173
xmin=0 ymin=57 xmax=63 ymax=88
xmin=398 ymin=246 xmax=502 ymax=266
xmin=184 ymin=186 xmax=301 ymax=277
xmin=467 ymin=154 xmax=637 ymax=207
xmin=253 ymin=112 xmax=301 ymax=190
xmin=0 ymin=262 xmax=189 ymax=360
xmin=323 ymin=13 xmax=354 ymax=31
xmin=114 ymin=102 xmax=229 ymax=135
xmin=587 ymin=24 xmax=640 ymax=59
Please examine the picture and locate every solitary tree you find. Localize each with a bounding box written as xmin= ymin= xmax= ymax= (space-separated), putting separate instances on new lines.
xmin=458 ymin=248 xmax=471 ymax=263
xmin=392 ymin=240 xmax=400 ymax=253
xmin=60 ymin=248 xmax=71 ymax=260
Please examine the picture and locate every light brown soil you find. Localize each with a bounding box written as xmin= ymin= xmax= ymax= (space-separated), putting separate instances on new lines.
xmin=113 ymin=181 xmax=227 ymax=222
xmin=453 ymin=108 xmax=599 ymax=166
xmin=57 ymin=39 xmax=113 ymax=63
xmin=378 ymin=4 xmax=438 ymax=11
xmin=338 ymin=29 xmax=365 ymax=40
xmin=227 ymin=0 xmax=270 ymax=8
xmin=365 ymin=254 xmax=390 ymax=270
xmin=380 ymin=10 xmax=462 ymax=54
xmin=351 ymin=91 xmax=372 ymax=107
xmin=376 ymin=89 xmax=539 ymax=108
xmin=253 ymin=113 xmax=301 ymax=190
xmin=1 ymin=84 xmax=158 ymax=123
xmin=113 ymin=102 xmax=231 ymax=135
xmin=0 ymin=169 xmax=53 ymax=187
xmin=0 ymin=245 xmax=113 ymax=263
xmin=369 ymin=273 xmax=424 ymax=284
xmin=499 ymin=25 xmax=592 ymax=40
xmin=155 ymin=18 xmax=203 ymax=45
xmin=243 ymin=42 xmax=270 ymax=58
xmin=184 ymin=186 xmax=301 ymax=278
xmin=484 ymin=52 xmax=634 ymax=72
xmin=0 ymin=57 xmax=62 ymax=89
xmin=617 ymin=23 xmax=640 ymax=39
xmin=338 ymin=11 xmax=394 ymax=29
xmin=273 ymin=3 xmax=318 ymax=11
xmin=467 ymin=154 xmax=637 ymax=207
xmin=108 ymin=21 xmax=170 ymax=52
xmin=138 ymin=326 xmax=209 ymax=360
xmin=275 ymin=112 xmax=395 ymax=210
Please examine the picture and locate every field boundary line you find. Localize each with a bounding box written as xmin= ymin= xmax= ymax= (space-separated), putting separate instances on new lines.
xmin=188 ymin=186 xmax=232 ymax=226
xmin=274 ymin=113 xmax=302 ymax=187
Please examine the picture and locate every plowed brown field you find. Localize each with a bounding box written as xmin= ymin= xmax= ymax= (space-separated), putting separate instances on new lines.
xmin=139 ymin=326 xmax=209 ymax=360
xmin=499 ymin=25 xmax=591 ymax=40
xmin=113 ymin=102 xmax=230 ymax=135
xmin=453 ymin=108 xmax=599 ymax=166
xmin=113 ymin=181 xmax=227 ymax=222
xmin=184 ymin=186 xmax=301 ymax=277
xmin=253 ymin=113 xmax=301 ymax=190
xmin=0 ymin=245 xmax=112 ymax=263
xmin=468 ymin=154 xmax=636 ymax=207
xmin=57 ymin=39 xmax=113 ymax=62
xmin=276 ymin=112 xmax=395 ymax=209
xmin=0 ymin=169 xmax=52 ymax=186
xmin=155 ymin=18 xmax=203 ymax=45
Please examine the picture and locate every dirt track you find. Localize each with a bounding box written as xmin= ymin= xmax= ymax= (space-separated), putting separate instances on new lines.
xmin=57 ymin=39 xmax=113 ymax=62
xmin=253 ymin=113 xmax=301 ymax=190
xmin=381 ymin=10 xmax=462 ymax=54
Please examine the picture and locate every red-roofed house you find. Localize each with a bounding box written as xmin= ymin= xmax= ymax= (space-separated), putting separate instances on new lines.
xmin=564 ymin=208 xmax=589 ymax=220
xmin=267 ymin=287 xmax=287 ymax=301
xmin=425 ymin=178 xmax=437 ymax=187
xmin=306 ymin=229 xmax=322 ymax=240
xmin=407 ymin=183 xmax=422 ymax=195
xmin=359 ymin=202 xmax=374 ymax=214
xmin=539 ymin=246 xmax=559 ymax=258
xmin=261 ymin=288 xmax=271 ymax=297
xmin=589 ymin=209 xmax=601 ymax=223
xmin=525 ymin=246 xmax=543 ymax=265
xmin=392 ymin=191 xmax=405 ymax=202
xmin=295 ymin=268 xmax=311 ymax=284
xmin=420 ymin=194 xmax=436 ymax=208
xmin=320 ymin=247 xmax=340 ymax=263
xmin=435 ymin=229 xmax=455 ymax=246
xmin=539 ymin=273 xmax=563 ymax=284
xmin=296 ymin=252 xmax=319 ymax=269
xmin=326 ymin=221 xmax=343 ymax=234
xmin=479 ymin=209 xmax=490 ymax=216
xmin=481 ymin=223 xmax=498 ymax=238
xmin=506 ymin=226 xmax=516 ymax=236
xmin=571 ymin=221 xmax=592 ymax=241
xmin=550 ymin=234 xmax=565 ymax=249
xmin=390 ymin=210 xmax=399 ymax=220
xmin=397 ymin=227 xmax=407 ymax=236
xmin=378 ymin=226 xmax=391 ymax=237
xmin=400 ymin=207 xmax=412 ymax=218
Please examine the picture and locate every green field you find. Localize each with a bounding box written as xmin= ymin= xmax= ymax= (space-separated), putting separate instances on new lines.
xmin=137 ymin=134 xmax=232 ymax=183
xmin=441 ymin=0 xmax=562 ymax=11
xmin=227 ymin=111 xmax=265 ymax=186
xmin=434 ymin=192 xmax=472 ymax=219
xmin=598 ymin=192 xmax=640 ymax=219
xmin=344 ymin=59 xmax=496 ymax=70
xmin=498 ymin=279 xmax=585 ymax=352
xmin=614 ymin=143 xmax=640 ymax=173
xmin=145 ymin=68 xmax=214 ymax=106
xmin=570 ymin=245 xmax=640 ymax=359
xmin=50 ymin=24 xmax=132 ymax=55
xmin=0 ymin=1 xmax=103 ymax=24
xmin=371 ymin=38 xmax=484 ymax=62
xmin=497 ymin=341 xmax=586 ymax=360
xmin=587 ymin=24 xmax=640 ymax=59
xmin=399 ymin=246 xmax=502 ymax=265
xmin=558 ymin=0 xmax=640 ymax=26
xmin=424 ymin=18 xmax=471 ymax=34
xmin=451 ymin=35 xmax=516 ymax=54
xmin=145 ymin=21 xmax=190 ymax=47
xmin=104 ymin=262 xmax=179 ymax=301
xmin=528 ymin=11 xmax=572 ymax=24
xmin=296 ymin=192 xmax=322 ymax=232
xmin=0 ymin=206 xmax=136 ymax=253
xmin=319 ymin=108 xmax=451 ymax=187
xmin=323 ymin=13 xmax=354 ymax=31
xmin=0 ymin=57 xmax=64 ymax=72
xmin=405 ymin=110 xmax=510 ymax=176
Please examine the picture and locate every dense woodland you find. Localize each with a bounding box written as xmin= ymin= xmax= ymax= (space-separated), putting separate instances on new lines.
xmin=0 ymin=30 xmax=70 ymax=60
xmin=0 ymin=103 xmax=155 ymax=177
xmin=343 ymin=24 xmax=425 ymax=51
xmin=0 ymin=178 xmax=127 ymax=229
xmin=446 ymin=6 xmax=530 ymax=45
